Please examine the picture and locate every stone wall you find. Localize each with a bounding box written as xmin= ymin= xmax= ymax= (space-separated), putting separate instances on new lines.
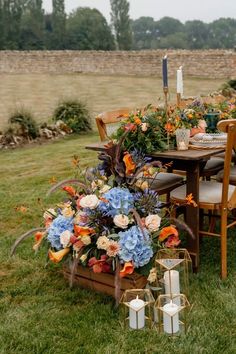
xmin=0 ymin=50 xmax=235 ymax=79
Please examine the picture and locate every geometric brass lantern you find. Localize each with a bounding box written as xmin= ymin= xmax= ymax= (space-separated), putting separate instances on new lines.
xmin=155 ymin=248 xmax=192 ymax=298
xmin=119 ymin=289 xmax=155 ymax=329
xmin=155 ymin=294 xmax=190 ymax=335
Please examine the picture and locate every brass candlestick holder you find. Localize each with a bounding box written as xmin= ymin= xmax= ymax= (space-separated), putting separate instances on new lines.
xmin=177 ymin=92 xmax=182 ymax=108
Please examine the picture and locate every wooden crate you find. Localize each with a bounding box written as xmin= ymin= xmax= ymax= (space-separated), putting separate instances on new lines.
xmin=63 ymin=264 xmax=147 ymax=299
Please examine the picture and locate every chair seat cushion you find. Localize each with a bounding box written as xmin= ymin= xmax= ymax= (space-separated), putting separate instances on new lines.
xmin=216 ymin=166 xmax=236 ymax=185
xmin=215 ymin=150 xmax=235 ymax=162
xmin=170 ymin=181 xmax=235 ymax=204
xmin=202 ymin=157 xmax=224 ymax=174
xmin=148 ymin=173 xmax=184 ymax=194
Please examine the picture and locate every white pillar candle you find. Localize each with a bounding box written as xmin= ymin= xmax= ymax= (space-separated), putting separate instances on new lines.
xmin=177 ymin=66 xmax=183 ymax=96
xmin=154 ymin=307 xmax=159 ymax=323
xmin=164 ymin=270 xmax=180 ymax=306
xmin=129 ymin=296 xmax=145 ymax=329
xmin=163 ymin=301 xmax=179 ymax=334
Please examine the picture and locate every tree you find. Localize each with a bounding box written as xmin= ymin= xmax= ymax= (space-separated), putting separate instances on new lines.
xmin=184 ymin=20 xmax=209 ymax=49
xmin=131 ymin=16 xmax=157 ymax=49
xmin=51 ymin=0 xmax=66 ymax=49
xmin=19 ymin=0 xmax=44 ymax=49
xmin=2 ymin=0 xmax=23 ymax=49
xmin=110 ymin=0 xmax=132 ymax=50
xmin=156 ymin=17 xmax=184 ymax=37
xmin=208 ymin=18 xmax=236 ymax=49
xmin=66 ymin=7 xmax=115 ymax=50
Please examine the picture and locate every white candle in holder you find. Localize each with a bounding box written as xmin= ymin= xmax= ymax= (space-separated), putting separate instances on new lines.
xmin=178 ymin=141 xmax=188 ymax=150
xmin=164 ymin=270 xmax=180 ymax=305
xmin=163 ymin=301 xmax=179 ymax=334
xmin=177 ymin=66 xmax=183 ymax=96
xmin=129 ymin=296 xmax=145 ymax=329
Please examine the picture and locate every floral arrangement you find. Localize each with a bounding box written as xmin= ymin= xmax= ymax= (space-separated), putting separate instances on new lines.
xmin=112 ymin=105 xmax=168 ymax=153
xmin=13 ymin=133 xmax=194 ymax=282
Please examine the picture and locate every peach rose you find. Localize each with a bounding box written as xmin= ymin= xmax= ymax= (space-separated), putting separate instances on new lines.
xmin=113 ymin=214 xmax=129 ymax=229
xmin=145 ymin=214 xmax=161 ymax=232
xmin=80 ymin=195 xmax=100 ymax=209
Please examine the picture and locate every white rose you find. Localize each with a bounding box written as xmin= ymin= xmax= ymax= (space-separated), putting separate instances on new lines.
xmin=113 ymin=214 xmax=129 ymax=229
xmin=141 ymin=122 xmax=148 ymax=132
xmin=145 ymin=214 xmax=161 ymax=232
xmin=147 ymin=268 xmax=157 ymax=283
xmin=97 ymin=236 xmax=110 ymax=250
xmin=60 ymin=230 xmax=71 ymax=248
xmin=99 ymin=184 xmax=111 ymax=194
xmin=61 ymin=206 xmax=75 ymax=218
xmin=80 ymin=194 xmax=100 ymax=209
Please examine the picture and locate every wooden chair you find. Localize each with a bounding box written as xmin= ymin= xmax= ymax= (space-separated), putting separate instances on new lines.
xmin=170 ymin=119 xmax=236 ymax=279
xmin=95 ymin=108 xmax=184 ymax=198
xmin=95 ymin=108 xmax=132 ymax=141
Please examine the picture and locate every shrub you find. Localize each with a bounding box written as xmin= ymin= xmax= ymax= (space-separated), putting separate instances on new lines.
xmin=52 ymin=99 xmax=92 ymax=133
xmin=9 ymin=108 xmax=39 ymax=139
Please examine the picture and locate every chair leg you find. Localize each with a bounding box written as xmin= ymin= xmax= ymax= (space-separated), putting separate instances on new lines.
xmin=221 ymin=210 xmax=228 ymax=279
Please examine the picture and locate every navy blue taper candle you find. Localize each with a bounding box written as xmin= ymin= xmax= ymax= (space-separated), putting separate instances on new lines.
xmin=162 ymin=55 xmax=168 ymax=88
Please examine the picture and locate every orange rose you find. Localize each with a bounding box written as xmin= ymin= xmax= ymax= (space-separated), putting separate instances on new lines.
xmin=159 ymin=225 xmax=178 ymax=242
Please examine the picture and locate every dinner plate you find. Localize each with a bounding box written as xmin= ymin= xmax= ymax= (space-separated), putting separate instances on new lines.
xmin=189 ymin=138 xmax=226 ymax=147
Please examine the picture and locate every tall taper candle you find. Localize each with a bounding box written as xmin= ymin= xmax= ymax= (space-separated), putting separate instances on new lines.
xmin=177 ymin=66 xmax=183 ymax=95
xmin=162 ymin=55 xmax=168 ymax=87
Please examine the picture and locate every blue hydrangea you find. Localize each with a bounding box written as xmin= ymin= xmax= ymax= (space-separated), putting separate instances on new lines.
xmin=98 ymin=187 xmax=134 ymax=217
xmin=118 ymin=225 xmax=153 ymax=268
xmin=47 ymin=215 xmax=74 ymax=250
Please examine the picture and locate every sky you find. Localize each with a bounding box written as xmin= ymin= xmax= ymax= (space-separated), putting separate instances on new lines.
xmin=42 ymin=0 xmax=236 ymax=23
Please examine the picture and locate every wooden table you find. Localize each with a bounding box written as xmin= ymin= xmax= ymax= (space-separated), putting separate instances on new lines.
xmin=85 ymin=143 xmax=225 ymax=271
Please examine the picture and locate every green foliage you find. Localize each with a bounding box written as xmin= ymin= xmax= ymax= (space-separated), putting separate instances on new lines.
xmin=19 ymin=0 xmax=44 ymax=50
xmin=51 ymin=0 xmax=66 ymax=49
xmin=52 ymin=99 xmax=92 ymax=134
xmin=9 ymin=107 xmax=39 ymax=139
xmin=112 ymin=107 xmax=167 ymax=153
xmin=66 ymin=7 xmax=115 ymax=50
xmin=110 ymin=0 xmax=132 ymax=50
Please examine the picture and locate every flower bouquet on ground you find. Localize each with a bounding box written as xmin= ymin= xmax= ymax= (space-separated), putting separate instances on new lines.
xmin=11 ymin=129 xmax=194 ymax=300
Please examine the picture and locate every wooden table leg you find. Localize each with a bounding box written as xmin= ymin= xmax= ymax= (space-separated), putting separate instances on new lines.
xmin=186 ymin=161 xmax=200 ymax=271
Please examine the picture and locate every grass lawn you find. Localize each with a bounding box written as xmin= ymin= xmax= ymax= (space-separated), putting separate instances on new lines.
xmin=0 ymin=73 xmax=226 ymax=130
xmin=1 ymin=133 xmax=236 ymax=354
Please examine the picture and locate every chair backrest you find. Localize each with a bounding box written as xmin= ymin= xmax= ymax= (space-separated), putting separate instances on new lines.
xmin=95 ymin=108 xmax=133 ymax=141
xmin=217 ymin=119 xmax=236 ymax=208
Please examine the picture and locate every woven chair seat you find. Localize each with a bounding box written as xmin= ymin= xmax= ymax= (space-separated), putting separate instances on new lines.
xmin=146 ymin=172 xmax=184 ymax=195
xmin=201 ymin=157 xmax=224 ymax=177
xmin=216 ymin=166 xmax=236 ymax=185
xmin=170 ymin=181 xmax=235 ymax=205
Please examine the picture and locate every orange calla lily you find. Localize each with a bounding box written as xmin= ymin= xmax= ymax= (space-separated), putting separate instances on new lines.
xmin=33 ymin=231 xmax=45 ymax=251
xmin=120 ymin=262 xmax=134 ymax=278
xmin=48 ymin=247 xmax=70 ymax=263
xmin=62 ymin=186 xmax=76 ymax=197
xmin=159 ymin=225 xmax=178 ymax=242
xmin=74 ymin=225 xmax=94 ymax=237
xmin=123 ymin=152 xmax=136 ymax=175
